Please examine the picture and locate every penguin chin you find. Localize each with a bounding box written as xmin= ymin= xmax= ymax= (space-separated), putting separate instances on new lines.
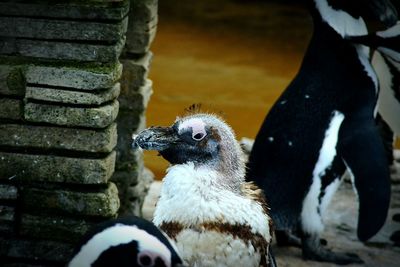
xmin=159 ymin=148 xmax=215 ymax=166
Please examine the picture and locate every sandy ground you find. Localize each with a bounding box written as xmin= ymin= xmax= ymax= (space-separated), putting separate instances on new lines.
xmin=142 ymin=152 xmax=400 ymax=266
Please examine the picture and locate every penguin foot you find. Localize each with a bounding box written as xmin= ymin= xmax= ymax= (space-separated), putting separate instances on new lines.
xmin=276 ymin=230 xmax=327 ymax=247
xmin=302 ymin=234 xmax=364 ymax=265
xmin=275 ymin=230 xmax=302 ymax=247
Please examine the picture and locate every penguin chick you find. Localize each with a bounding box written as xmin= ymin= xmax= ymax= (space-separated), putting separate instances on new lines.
xmin=68 ymin=216 xmax=184 ymax=267
xmin=134 ymin=113 xmax=276 ymax=267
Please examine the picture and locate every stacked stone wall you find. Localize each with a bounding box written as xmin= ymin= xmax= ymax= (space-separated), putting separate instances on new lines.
xmin=114 ymin=0 xmax=157 ymax=216
xmin=0 ymin=0 xmax=158 ymax=265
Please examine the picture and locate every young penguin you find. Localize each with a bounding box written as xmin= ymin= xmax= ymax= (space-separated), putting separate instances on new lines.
xmin=247 ymin=0 xmax=397 ymax=264
xmin=68 ymin=216 xmax=184 ymax=267
xmin=134 ymin=112 xmax=276 ymax=267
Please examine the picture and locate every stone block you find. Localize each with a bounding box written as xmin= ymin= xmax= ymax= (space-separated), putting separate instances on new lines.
xmin=0 ymin=99 xmax=22 ymax=120
xmin=19 ymin=214 xmax=95 ymax=243
xmin=119 ymin=79 xmax=153 ymax=111
xmin=120 ymin=52 xmax=153 ymax=89
xmin=0 ymin=151 xmax=116 ymax=184
xmin=24 ymin=100 xmax=119 ymax=129
xmin=0 ymin=237 xmax=74 ymax=263
xmin=114 ymin=110 xmax=146 ymax=174
xmin=0 ymin=123 xmax=117 ymax=153
xmin=126 ymin=24 xmax=157 ymax=55
xmin=0 ymin=205 xmax=15 ymax=234
xmin=0 ymin=17 xmax=128 ymax=42
xmin=114 ymin=137 xmax=144 ymax=172
xmin=1 ymin=37 xmax=126 ymax=62
xmin=22 ymin=182 xmax=119 ymax=218
xmin=0 ymin=1 xmax=129 ymax=20
xmin=0 ymin=65 xmax=25 ymax=97
xmin=113 ymin=169 xmax=140 ymax=216
xmin=25 ymin=63 xmax=122 ymax=90
xmin=0 ymin=184 xmax=18 ymax=200
xmin=26 ymin=83 xmax=120 ymax=105
xmin=126 ymin=2 xmax=158 ymax=55
xmin=121 ymin=167 xmax=154 ymax=216
xmin=130 ymin=0 xmax=158 ymax=27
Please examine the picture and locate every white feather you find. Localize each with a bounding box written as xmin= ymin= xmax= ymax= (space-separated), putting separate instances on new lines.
xmin=373 ymin=52 xmax=400 ymax=134
xmin=175 ymin=230 xmax=261 ymax=267
xmin=314 ymin=0 xmax=367 ymax=37
xmin=153 ymin=163 xmax=271 ymax=266
xmin=314 ymin=0 xmax=378 ymax=88
xmin=301 ymin=111 xmax=345 ymax=234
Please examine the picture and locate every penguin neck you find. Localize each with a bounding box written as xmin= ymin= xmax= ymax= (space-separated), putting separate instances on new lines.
xmin=166 ymin=162 xmax=243 ymax=194
xmin=311 ymin=0 xmax=368 ymax=37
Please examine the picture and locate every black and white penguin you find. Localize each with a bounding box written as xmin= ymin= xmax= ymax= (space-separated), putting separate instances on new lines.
xmin=347 ymin=20 xmax=400 ymax=247
xmin=68 ymin=216 xmax=184 ymax=267
xmin=347 ymin=21 xmax=400 ymax=140
xmin=134 ymin=112 xmax=276 ymax=267
xmin=247 ymin=0 xmax=398 ymax=264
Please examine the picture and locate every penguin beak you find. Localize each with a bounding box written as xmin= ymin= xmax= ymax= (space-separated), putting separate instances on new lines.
xmin=133 ymin=126 xmax=179 ymax=151
xmin=367 ymin=0 xmax=398 ymax=27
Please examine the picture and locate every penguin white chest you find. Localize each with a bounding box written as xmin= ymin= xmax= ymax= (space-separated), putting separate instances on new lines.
xmin=153 ymin=163 xmax=271 ymax=267
xmin=175 ymin=229 xmax=261 ymax=267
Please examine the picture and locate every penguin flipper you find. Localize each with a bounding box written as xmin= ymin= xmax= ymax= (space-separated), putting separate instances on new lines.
xmin=337 ymin=120 xmax=391 ymax=241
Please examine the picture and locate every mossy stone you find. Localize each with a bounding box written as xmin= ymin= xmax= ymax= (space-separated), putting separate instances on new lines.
xmin=0 ymin=151 xmax=116 ymax=184
xmin=22 ymin=182 xmax=120 ymax=217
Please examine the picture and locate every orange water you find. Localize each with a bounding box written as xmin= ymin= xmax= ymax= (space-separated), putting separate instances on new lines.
xmin=145 ymin=1 xmax=311 ymax=179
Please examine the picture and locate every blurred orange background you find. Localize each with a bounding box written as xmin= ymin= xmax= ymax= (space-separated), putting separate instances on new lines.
xmin=144 ymin=0 xmax=399 ymax=179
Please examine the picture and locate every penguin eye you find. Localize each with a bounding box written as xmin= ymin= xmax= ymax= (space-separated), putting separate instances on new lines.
xmin=192 ymin=132 xmax=206 ymax=141
xmin=138 ymin=251 xmax=154 ymax=267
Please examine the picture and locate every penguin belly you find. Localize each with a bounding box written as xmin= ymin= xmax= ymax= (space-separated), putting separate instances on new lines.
xmin=247 ymin=90 xmax=337 ymax=232
xmin=301 ymin=111 xmax=345 ymax=234
xmin=174 ymin=229 xmax=262 ymax=267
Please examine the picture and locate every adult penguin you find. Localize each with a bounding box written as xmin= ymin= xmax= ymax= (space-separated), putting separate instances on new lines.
xmin=347 ymin=20 xmax=400 ymax=246
xmin=246 ymin=0 xmax=398 ymax=264
xmin=347 ymin=21 xmax=400 ymax=153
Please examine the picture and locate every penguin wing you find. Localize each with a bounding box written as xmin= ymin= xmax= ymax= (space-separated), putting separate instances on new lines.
xmin=337 ymin=116 xmax=391 ymax=241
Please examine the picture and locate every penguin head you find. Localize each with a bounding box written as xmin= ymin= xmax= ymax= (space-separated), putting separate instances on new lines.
xmin=134 ymin=113 xmax=246 ymax=186
xmin=68 ymin=216 xmax=185 ymax=267
xmin=312 ymin=0 xmax=398 ymax=26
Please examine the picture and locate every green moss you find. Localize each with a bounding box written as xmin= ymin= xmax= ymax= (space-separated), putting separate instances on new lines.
xmin=0 ymin=55 xmax=121 ymax=74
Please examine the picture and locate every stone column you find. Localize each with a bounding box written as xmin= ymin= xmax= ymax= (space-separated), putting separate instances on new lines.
xmin=112 ymin=0 xmax=158 ymax=216
xmin=0 ymin=0 xmax=157 ymax=265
